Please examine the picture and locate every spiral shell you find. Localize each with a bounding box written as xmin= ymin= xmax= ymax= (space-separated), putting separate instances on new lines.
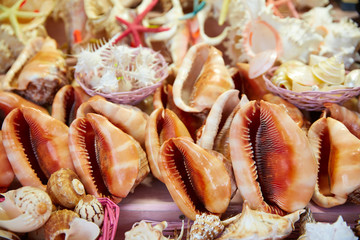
xmin=74 ymin=195 xmax=104 ymax=227
xmin=44 ymin=209 xmax=100 ymax=240
xmin=47 ymin=168 xmax=86 ymax=209
xmin=311 ymin=56 xmax=345 ymax=85
xmin=189 ymin=214 xmax=224 ymax=240
xmin=0 ymin=186 xmax=52 ymax=233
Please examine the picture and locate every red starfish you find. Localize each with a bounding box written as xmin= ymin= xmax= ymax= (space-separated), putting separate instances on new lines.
xmin=114 ymin=0 xmax=170 ymax=47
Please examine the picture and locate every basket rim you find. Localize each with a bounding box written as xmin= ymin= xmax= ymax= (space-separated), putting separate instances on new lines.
xmin=98 ymin=197 xmax=120 ymax=240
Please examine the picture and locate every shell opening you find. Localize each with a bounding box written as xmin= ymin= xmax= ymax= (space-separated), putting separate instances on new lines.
xmin=317 ymin=126 xmax=334 ymax=197
xmin=164 ymin=142 xmax=207 ymax=214
xmin=63 ymin=88 xmax=76 ymax=126
xmin=77 ymin=119 xmax=112 ymax=198
xmin=15 ymin=112 xmax=48 ymax=185
xmin=72 ymin=179 xmax=85 ymax=196
xmin=247 ymin=102 xmax=287 ymax=215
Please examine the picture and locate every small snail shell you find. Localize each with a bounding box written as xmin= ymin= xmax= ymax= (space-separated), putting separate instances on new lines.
xmin=74 ymin=195 xmax=104 ymax=227
xmin=47 ymin=168 xmax=85 ymax=209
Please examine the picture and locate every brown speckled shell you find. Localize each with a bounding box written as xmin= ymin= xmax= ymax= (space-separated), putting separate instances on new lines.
xmin=44 ymin=209 xmax=79 ymax=240
xmin=47 ymin=168 xmax=85 ymax=209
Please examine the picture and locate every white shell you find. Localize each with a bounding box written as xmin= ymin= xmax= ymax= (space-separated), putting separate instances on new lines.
xmin=217 ymin=201 xmax=303 ymax=239
xmin=74 ymin=195 xmax=104 ymax=227
xmin=189 ymin=214 xmax=224 ymax=240
xmin=345 ymin=69 xmax=360 ymax=88
xmin=0 ymin=186 xmax=52 ymax=233
xmin=299 ymin=216 xmax=357 ymax=240
xmin=125 ymin=220 xmax=184 ymax=240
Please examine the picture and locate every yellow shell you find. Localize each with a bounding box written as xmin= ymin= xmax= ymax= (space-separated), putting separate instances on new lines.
xmin=46 ymin=168 xmax=85 ymax=209
xmin=311 ymin=56 xmax=345 ymax=85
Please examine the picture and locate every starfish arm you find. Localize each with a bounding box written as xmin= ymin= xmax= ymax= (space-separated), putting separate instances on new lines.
xmin=135 ymin=0 xmax=159 ymax=24
xmin=0 ymin=12 xmax=9 ymax=21
xmin=112 ymin=29 xmax=131 ymax=44
xmin=13 ymin=0 xmax=25 ymax=10
xmin=116 ymin=16 xmax=131 ymax=26
xmin=9 ymin=13 xmax=23 ymax=42
xmin=0 ymin=4 xmax=9 ymax=11
xmin=219 ymin=0 xmax=231 ymax=25
xmin=130 ymin=28 xmax=142 ymax=46
xmin=178 ymin=12 xmax=196 ymax=20
xmin=14 ymin=10 xmax=46 ymax=18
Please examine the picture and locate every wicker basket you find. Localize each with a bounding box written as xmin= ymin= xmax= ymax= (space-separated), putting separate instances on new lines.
xmin=263 ymin=67 xmax=360 ymax=111
xmin=98 ymin=198 xmax=120 ymax=240
xmin=75 ymin=47 xmax=168 ymax=105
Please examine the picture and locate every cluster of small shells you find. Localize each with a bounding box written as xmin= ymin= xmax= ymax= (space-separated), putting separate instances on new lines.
xmin=271 ymin=55 xmax=360 ymax=92
xmin=0 ymin=168 xmax=104 ymax=240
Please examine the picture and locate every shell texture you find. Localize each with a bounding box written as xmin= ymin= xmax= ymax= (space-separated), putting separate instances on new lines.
xmin=2 ymin=106 xmax=74 ymax=190
xmin=0 ymin=131 xmax=15 ymax=192
xmin=44 ymin=209 xmax=100 ymax=240
xmin=125 ymin=221 xmax=170 ymax=240
xmin=46 ymin=168 xmax=86 ymax=209
xmin=69 ymin=113 xmax=149 ymax=202
xmin=0 ymin=229 xmax=20 ymax=240
xmin=217 ymin=201 xmax=303 ymax=240
xmin=172 ymin=42 xmax=234 ymax=113
xmin=0 ymin=186 xmax=52 ymax=233
xmin=189 ymin=213 xmax=224 ymax=240
xmin=145 ymin=107 xmax=191 ymax=181
xmin=229 ymin=100 xmax=317 ymax=215
xmin=74 ymin=195 xmax=104 ymax=227
xmin=308 ymin=117 xmax=360 ymax=208
xmin=299 ymin=216 xmax=357 ymax=240
xmin=158 ymin=137 xmax=231 ymax=220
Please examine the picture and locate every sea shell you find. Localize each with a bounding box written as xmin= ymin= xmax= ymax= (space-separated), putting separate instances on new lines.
xmin=125 ymin=220 xmax=184 ymax=240
xmin=51 ymin=85 xmax=90 ymax=126
xmin=0 ymin=24 xmax=24 ymax=74
xmin=76 ymin=95 xmax=149 ymax=147
xmin=293 ymin=0 xmax=329 ymax=9
xmin=158 ymin=137 xmax=231 ymax=220
xmin=344 ymin=69 xmax=360 ymax=88
xmin=145 ymin=107 xmax=191 ymax=181
xmin=0 ymin=186 xmax=52 ymax=233
xmin=0 ymin=229 xmax=20 ymax=240
xmin=355 ymin=215 xmax=360 ymax=237
xmin=2 ymin=106 xmax=74 ymax=190
xmin=2 ymin=37 xmax=68 ymax=105
xmin=172 ymin=42 xmax=235 ymax=113
xmin=311 ymin=56 xmax=345 ymax=85
xmin=44 ymin=209 xmax=100 ymax=240
xmin=69 ymin=113 xmax=149 ymax=203
xmin=0 ymin=131 xmax=14 ymax=193
xmin=74 ymin=195 xmax=104 ymax=227
xmin=308 ymin=116 xmax=360 ymax=208
xmin=217 ymin=201 xmax=303 ymax=239
xmin=229 ymin=100 xmax=317 ymax=215
xmin=298 ymin=216 xmax=357 ymax=240
xmin=189 ymin=213 xmax=224 ymax=240
xmin=47 ymin=168 xmax=86 ymax=209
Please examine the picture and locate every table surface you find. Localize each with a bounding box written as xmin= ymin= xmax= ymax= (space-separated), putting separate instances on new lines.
xmin=116 ymin=177 xmax=360 ymax=239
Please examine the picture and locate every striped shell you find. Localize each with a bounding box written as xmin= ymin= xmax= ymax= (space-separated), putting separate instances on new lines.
xmin=189 ymin=214 xmax=224 ymax=240
xmin=0 ymin=186 xmax=52 ymax=233
xmin=74 ymin=195 xmax=104 ymax=227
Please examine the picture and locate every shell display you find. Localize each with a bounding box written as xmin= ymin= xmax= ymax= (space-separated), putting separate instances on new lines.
xmin=2 ymin=106 xmax=75 ymax=190
xmin=0 ymin=186 xmax=52 ymax=233
xmin=217 ymin=201 xmax=303 ymax=239
xmin=44 ymin=209 xmax=100 ymax=240
xmin=69 ymin=113 xmax=149 ymax=203
xmin=125 ymin=220 xmax=183 ymax=240
xmin=308 ymin=116 xmax=360 ymax=208
xmin=189 ymin=213 xmax=224 ymax=240
xmin=74 ymin=194 xmax=104 ymax=227
xmin=229 ymin=100 xmax=317 ymax=215
xmin=298 ymin=216 xmax=357 ymax=240
xmin=47 ymin=168 xmax=86 ymax=209
xmin=158 ymin=137 xmax=231 ymax=220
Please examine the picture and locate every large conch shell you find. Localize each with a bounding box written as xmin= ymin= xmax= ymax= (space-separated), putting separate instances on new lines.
xmin=69 ymin=113 xmax=149 ymax=203
xmin=217 ymin=201 xmax=303 ymax=239
xmin=229 ymin=100 xmax=317 ymax=215
xmin=2 ymin=106 xmax=74 ymax=190
xmin=158 ymin=137 xmax=231 ymax=220
xmin=308 ymin=116 xmax=360 ymax=207
xmin=44 ymin=209 xmax=100 ymax=240
xmin=0 ymin=131 xmax=14 ymax=193
xmin=145 ymin=107 xmax=191 ymax=181
xmin=172 ymin=43 xmax=234 ymax=113
xmin=0 ymin=186 xmax=52 ymax=233
xmin=76 ymin=95 xmax=148 ymax=147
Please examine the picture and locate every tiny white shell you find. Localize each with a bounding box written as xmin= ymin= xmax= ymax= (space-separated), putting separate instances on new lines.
xmin=74 ymin=195 xmax=104 ymax=227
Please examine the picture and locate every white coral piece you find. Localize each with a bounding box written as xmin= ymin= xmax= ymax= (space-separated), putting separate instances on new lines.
xmin=300 ymin=216 xmax=357 ymax=240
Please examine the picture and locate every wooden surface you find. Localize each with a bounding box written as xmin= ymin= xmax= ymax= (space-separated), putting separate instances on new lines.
xmin=116 ymin=177 xmax=360 ymax=239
